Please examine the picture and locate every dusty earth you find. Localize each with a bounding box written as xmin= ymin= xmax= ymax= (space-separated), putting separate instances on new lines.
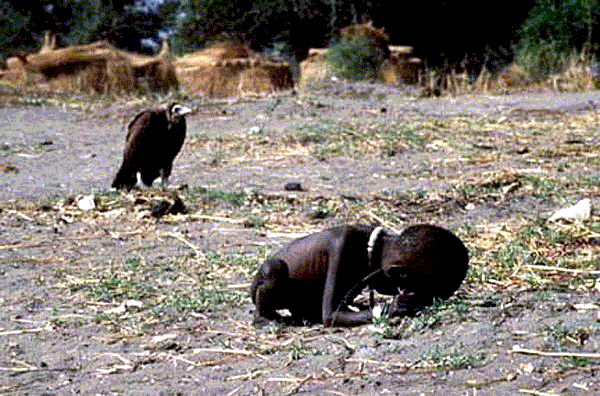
xmin=2 ymin=82 xmax=600 ymax=395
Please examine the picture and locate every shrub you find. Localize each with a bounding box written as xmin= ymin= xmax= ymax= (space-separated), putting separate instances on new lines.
xmin=514 ymin=0 xmax=600 ymax=81
xmin=325 ymin=36 xmax=388 ymax=82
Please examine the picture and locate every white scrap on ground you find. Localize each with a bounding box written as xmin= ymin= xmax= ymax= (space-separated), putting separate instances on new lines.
xmin=77 ymin=194 xmax=95 ymax=211
xmin=547 ymin=198 xmax=591 ymax=222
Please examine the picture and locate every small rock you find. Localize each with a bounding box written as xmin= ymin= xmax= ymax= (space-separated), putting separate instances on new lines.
xmin=284 ymin=182 xmax=304 ymax=191
xmin=2 ymin=164 xmax=19 ymax=174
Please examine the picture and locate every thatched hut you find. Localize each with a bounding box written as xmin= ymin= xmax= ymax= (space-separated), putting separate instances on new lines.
xmin=2 ymin=35 xmax=178 ymax=94
xmin=297 ymin=48 xmax=335 ymax=90
xmin=174 ymin=42 xmax=294 ymax=98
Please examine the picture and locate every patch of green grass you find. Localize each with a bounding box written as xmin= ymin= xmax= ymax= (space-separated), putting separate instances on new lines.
xmin=465 ymin=261 xmax=490 ymax=284
xmin=378 ymin=124 xmax=425 ymax=156
xmin=223 ymin=251 xmax=263 ymax=270
xmin=520 ymin=175 xmax=564 ymax=203
xmin=297 ymin=121 xmax=424 ymax=161
xmin=184 ymin=187 xmax=247 ymax=207
xmin=409 ymin=298 xmax=469 ymax=331
xmin=289 ymin=340 xmax=309 ymax=361
xmin=580 ymin=175 xmax=600 ymax=187
xmin=561 ymin=356 xmax=595 ymax=369
xmin=244 ymin=215 xmax=267 ymax=229
xmin=492 ymin=242 xmax=531 ymax=272
xmin=455 ymin=182 xmax=497 ymax=201
xmin=370 ymin=314 xmax=400 ymax=339
xmin=125 ymin=257 xmax=141 ymax=270
xmin=522 ymin=272 xmax=544 ymax=286
xmin=540 ymin=321 xmax=595 ymax=352
xmin=263 ymin=322 xmax=288 ymax=337
xmin=94 ymin=312 xmax=120 ymax=324
xmin=287 ymin=340 xmax=322 ymax=361
xmin=522 ymin=223 xmax=573 ymax=245
xmin=71 ymin=271 xmax=157 ymax=303
xmin=308 ymin=201 xmax=336 ymax=219
xmin=422 ymin=345 xmax=486 ymax=370
xmin=202 ymin=250 xmax=263 ymax=280
xmin=153 ymin=287 xmax=246 ymax=317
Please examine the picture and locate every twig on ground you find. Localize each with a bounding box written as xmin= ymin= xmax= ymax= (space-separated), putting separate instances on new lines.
xmin=325 ymin=391 xmax=349 ymax=396
xmin=189 ymin=214 xmax=244 ymax=224
xmin=164 ymin=232 xmax=205 ymax=258
xmin=192 ymin=347 xmax=268 ymax=360
xmin=0 ymin=241 xmax=45 ymax=250
xmin=226 ymin=369 xmax=266 ymax=381
xmin=525 ymin=264 xmax=600 ymax=275
xmin=511 ymin=346 xmax=600 ymax=359
xmin=7 ymin=209 xmax=34 ymax=221
xmin=286 ymin=374 xmax=314 ymax=395
xmin=518 ymin=390 xmax=559 ymax=396
xmin=0 ymin=327 xmax=46 ymax=336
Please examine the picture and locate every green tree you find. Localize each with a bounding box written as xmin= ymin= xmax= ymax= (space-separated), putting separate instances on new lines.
xmin=0 ymin=2 xmax=35 ymax=62
xmin=172 ymin=0 xmax=383 ymax=56
xmin=515 ymin=0 xmax=600 ymax=80
xmin=0 ymin=0 xmax=179 ymax=60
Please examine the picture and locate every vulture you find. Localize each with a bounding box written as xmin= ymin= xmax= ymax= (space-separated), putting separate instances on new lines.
xmin=112 ymin=103 xmax=192 ymax=189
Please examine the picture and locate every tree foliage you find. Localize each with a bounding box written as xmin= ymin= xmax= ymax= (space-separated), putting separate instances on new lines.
xmin=515 ymin=0 xmax=600 ymax=80
xmin=0 ymin=0 xmax=180 ymax=62
xmin=172 ymin=0 xmax=386 ymax=57
xmin=0 ymin=2 xmax=36 ymax=61
xmin=325 ymin=36 xmax=387 ymax=81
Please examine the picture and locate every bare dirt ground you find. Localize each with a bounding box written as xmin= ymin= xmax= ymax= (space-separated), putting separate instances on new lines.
xmin=2 ymin=82 xmax=600 ymax=395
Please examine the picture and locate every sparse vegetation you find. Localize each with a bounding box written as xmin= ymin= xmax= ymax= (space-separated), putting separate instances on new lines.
xmin=422 ymin=345 xmax=487 ymax=370
xmin=298 ymin=120 xmax=425 ymax=161
xmin=3 ymin=78 xmax=600 ymax=394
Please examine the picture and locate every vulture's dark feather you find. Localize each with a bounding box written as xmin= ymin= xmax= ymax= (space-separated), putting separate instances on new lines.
xmin=112 ymin=103 xmax=191 ymax=189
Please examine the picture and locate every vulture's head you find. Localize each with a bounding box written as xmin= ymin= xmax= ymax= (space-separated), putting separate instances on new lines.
xmin=167 ymin=103 xmax=192 ymax=123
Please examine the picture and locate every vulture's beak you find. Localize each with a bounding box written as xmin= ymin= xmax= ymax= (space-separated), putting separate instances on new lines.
xmin=180 ymin=105 xmax=192 ymax=116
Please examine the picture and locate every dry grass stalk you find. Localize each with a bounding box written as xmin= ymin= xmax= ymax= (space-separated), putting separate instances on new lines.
xmin=286 ymin=374 xmax=314 ymax=395
xmin=525 ymin=264 xmax=600 ymax=275
xmin=0 ymin=327 xmax=46 ymax=336
xmin=518 ymin=390 xmax=559 ymax=396
xmin=192 ymin=347 xmax=267 ymax=360
xmin=164 ymin=231 xmax=205 ymax=259
xmin=511 ymin=346 xmax=600 ymax=359
xmin=548 ymin=51 xmax=597 ymax=92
